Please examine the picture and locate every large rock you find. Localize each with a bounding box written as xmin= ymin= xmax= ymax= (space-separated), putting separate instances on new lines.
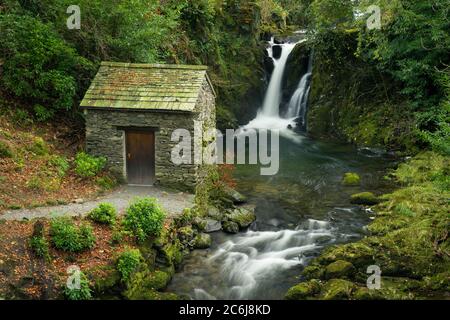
xmin=342 ymin=172 xmax=361 ymax=186
xmin=321 ymin=279 xmax=355 ymax=300
xmin=272 ymin=45 xmax=282 ymax=59
xmin=325 ymin=260 xmax=356 ymax=279
xmin=350 ymin=192 xmax=380 ymax=205
xmin=193 ymin=233 xmax=212 ymax=249
xmin=222 ymin=186 xmax=247 ymax=204
xmin=207 ymin=206 xmax=224 ymax=221
xmin=204 ymin=219 xmax=222 ymax=233
xmin=227 ymin=207 xmax=256 ymax=229
xmin=285 ymin=280 xmax=321 ymax=300
xmin=222 ymin=221 xmax=239 ymax=234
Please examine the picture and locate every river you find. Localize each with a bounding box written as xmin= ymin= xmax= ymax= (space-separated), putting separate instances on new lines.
xmin=168 ymin=135 xmax=395 ymax=299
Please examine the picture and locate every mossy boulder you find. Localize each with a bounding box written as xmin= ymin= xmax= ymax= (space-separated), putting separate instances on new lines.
xmin=352 ymin=287 xmax=385 ymax=300
xmin=192 ymin=217 xmax=207 ymax=231
xmin=222 ymin=186 xmax=247 ymax=204
xmin=320 ymin=279 xmax=355 ymax=300
xmin=122 ymin=269 xmax=173 ymax=300
xmin=157 ymin=240 xmax=184 ymax=267
xmin=302 ymin=264 xmax=325 ymax=280
xmin=92 ymin=267 xmax=121 ymax=295
xmin=325 ymin=260 xmax=356 ymax=279
xmin=193 ymin=233 xmax=212 ymax=249
xmin=222 ymin=221 xmax=239 ymax=234
xmin=207 ymin=206 xmax=224 ymax=221
xmin=317 ymin=242 xmax=375 ymax=267
xmin=350 ymin=192 xmax=380 ymax=205
xmin=342 ymin=172 xmax=361 ymax=186
xmin=285 ymin=279 xmax=321 ymax=300
xmin=177 ymin=226 xmax=195 ymax=244
xmin=227 ymin=207 xmax=256 ymax=229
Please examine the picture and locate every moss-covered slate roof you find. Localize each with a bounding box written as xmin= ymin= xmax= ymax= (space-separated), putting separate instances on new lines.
xmin=80 ymin=62 xmax=214 ymax=112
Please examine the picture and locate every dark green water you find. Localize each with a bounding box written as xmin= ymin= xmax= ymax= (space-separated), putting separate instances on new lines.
xmin=168 ymin=135 xmax=396 ymax=300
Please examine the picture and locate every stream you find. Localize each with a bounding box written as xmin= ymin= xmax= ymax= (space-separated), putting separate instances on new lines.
xmin=168 ymin=36 xmax=396 ymax=300
xmin=168 ymin=136 xmax=395 ymax=300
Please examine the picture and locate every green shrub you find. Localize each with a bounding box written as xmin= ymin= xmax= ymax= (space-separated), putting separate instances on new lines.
xmin=88 ymin=203 xmax=117 ymax=225
xmin=27 ymin=137 xmax=49 ymax=156
xmin=47 ymin=155 xmax=70 ymax=177
xmin=50 ymin=218 xmax=96 ymax=252
xmin=74 ymin=152 xmax=106 ymax=178
xmin=116 ymin=249 xmax=143 ymax=281
xmin=64 ymin=270 xmax=92 ymax=300
xmin=123 ymin=198 xmax=166 ymax=242
xmin=33 ymin=104 xmax=54 ymax=122
xmin=0 ymin=141 xmax=13 ymax=158
xmin=0 ymin=14 xmax=94 ymax=115
xmin=30 ymin=235 xmax=50 ymax=261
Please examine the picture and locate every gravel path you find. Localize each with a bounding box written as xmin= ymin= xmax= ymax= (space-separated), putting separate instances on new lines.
xmin=0 ymin=186 xmax=194 ymax=221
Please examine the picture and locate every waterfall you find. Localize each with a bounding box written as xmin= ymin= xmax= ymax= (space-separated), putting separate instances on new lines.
xmin=285 ymin=54 xmax=313 ymax=129
xmin=261 ymin=38 xmax=299 ymax=117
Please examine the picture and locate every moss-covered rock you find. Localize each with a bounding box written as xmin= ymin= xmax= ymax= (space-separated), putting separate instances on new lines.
xmin=92 ymin=267 xmax=121 ymax=295
xmin=122 ymin=269 xmax=173 ymax=300
xmin=193 ymin=233 xmax=212 ymax=249
xmin=222 ymin=220 xmax=239 ymax=234
xmin=178 ymin=226 xmax=195 ymax=244
xmin=157 ymin=239 xmax=184 ymax=267
xmin=350 ymin=192 xmax=380 ymax=205
xmin=227 ymin=207 xmax=256 ymax=228
xmin=207 ymin=206 xmax=224 ymax=221
xmin=342 ymin=173 xmax=360 ymax=186
xmin=285 ymin=279 xmax=321 ymax=300
xmin=325 ymin=260 xmax=356 ymax=279
xmin=222 ymin=186 xmax=247 ymax=204
xmin=320 ymin=279 xmax=355 ymax=300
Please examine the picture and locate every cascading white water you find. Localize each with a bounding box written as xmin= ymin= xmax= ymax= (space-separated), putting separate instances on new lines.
xmin=192 ymin=219 xmax=335 ymax=299
xmin=261 ymin=38 xmax=299 ymax=117
xmin=285 ymin=54 xmax=313 ymax=125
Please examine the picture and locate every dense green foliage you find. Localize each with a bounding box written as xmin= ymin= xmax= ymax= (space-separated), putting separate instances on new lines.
xmin=88 ymin=203 xmax=117 ymax=225
xmin=116 ymin=248 xmax=143 ymax=281
xmin=50 ymin=217 xmax=96 ymax=252
xmin=305 ymin=0 xmax=449 ymax=154
xmin=74 ymin=152 xmax=106 ymax=178
xmin=0 ymin=0 xmax=287 ymax=125
xmin=30 ymin=235 xmax=51 ymax=260
xmin=123 ymin=197 xmax=166 ymax=242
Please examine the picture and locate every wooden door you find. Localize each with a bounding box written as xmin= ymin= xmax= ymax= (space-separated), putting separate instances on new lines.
xmin=125 ymin=130 xmax=155 ymax=185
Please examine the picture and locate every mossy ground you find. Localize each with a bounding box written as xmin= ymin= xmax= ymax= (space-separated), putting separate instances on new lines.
xmin=0 ymin=103 xmax=117 ymax=211
xmin=286 ymin=152 xmax=450 ymax=300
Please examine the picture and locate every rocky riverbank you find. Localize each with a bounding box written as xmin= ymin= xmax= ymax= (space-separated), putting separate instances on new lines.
xmin=285 ymin=152 xmax=449 ymax=300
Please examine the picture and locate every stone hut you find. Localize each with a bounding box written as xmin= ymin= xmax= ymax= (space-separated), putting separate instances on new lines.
xmin=80 ymin=62 xmax=216 ymax=191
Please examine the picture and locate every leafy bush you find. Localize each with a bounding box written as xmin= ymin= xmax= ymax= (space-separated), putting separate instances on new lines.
xmin=33 ymin=104 xmax=54 ymax=122
xmin=50 ymin=218 xmax=96 ymax=252
xmin=0 ymin=140 xmax=13 ymax=158
xmin=88 ymin=203 xmax=117 ymax=225
xmin=74 ymin=152 xmax=106 ymax=178
xmin=64 ymin=271 xmax=92 ymax=300
xmin=0 ymin=14 xmax=93 ymax=115
xmin=123 ymin=198 xmax=166 ymax=242
xmin=30 ymin=235 xmax=50 ymax=261
xmin=47 ymin=155 xmax=70 ymax=177
xmin=116 ymin=249 xmax=143 ymax=281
